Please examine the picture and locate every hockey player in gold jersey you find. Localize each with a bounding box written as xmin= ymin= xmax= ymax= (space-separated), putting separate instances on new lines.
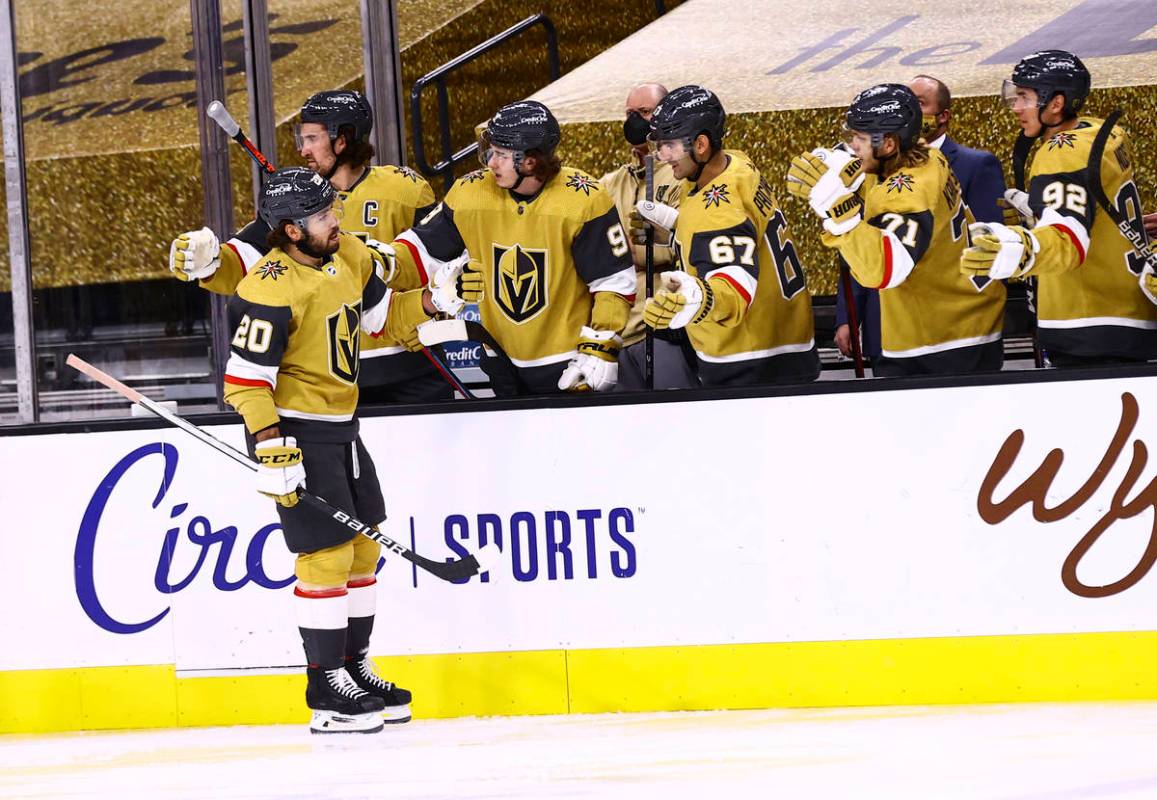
xmin=789 ymin=83 xmax=1005 ymax=376
xmin=170 ymin=90 xmax=451 ymax=402
xmin=389 ymin=100 xmax=637 ymax=396
xmin=224 ymin=168 xmax=462 ymax=734
xmin=961 ymin=51 xmax=1157 ymax=366
xmin=633 ymin=85 xmax=819 ymax=386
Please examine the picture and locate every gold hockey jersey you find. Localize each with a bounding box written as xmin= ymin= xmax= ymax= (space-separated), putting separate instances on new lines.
xmin=1022 ymin=118 xmax=1157 ymax=359
xmin=202 ymin=165 xmax=438 ymax=381
xmin=671 ymin=151 xmax=818 ymax=385
xmin=392 ymin=166 xmax=636 ymax=368
xmin=825 ymin=149 xmax=1006 ymax=368
xmin=601 ymin=159 xmax=682 ymax=347
xmin=223 ymin=232 xmax=395 ymax=442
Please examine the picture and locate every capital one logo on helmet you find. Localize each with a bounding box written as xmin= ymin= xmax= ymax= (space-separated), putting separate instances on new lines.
xmin=492 ymin=243 xmax=548 ymax=324
xmin=867 ymin=101 xmax=901 ymax=114
xmin=267 ymin=183 xmax=294 ymax=196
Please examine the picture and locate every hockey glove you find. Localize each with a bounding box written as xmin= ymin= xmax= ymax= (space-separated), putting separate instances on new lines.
xmin=961 ymin=222 xmax=1039 ymax=281
xmin=255 ymin=436 xmax=306 ymax=508
xmin=429 ymin=253 xmax=468 ymax=315
xmin=998 ymin=189 xmax=1036 ymax=228
xmin=643 ymin=271 xmax=713 ymax=330
xmin=365 ymin=238 xmax=398 ymax=283
xmin=631 ymin=200 xmax=679 ymax=247
xmin=557 ymin=326 xmax=622 ymax=392
xmin=457 ymin=258 xmax=485 ymax=303
xmin=1139 ymin=267 xmax=1157 ymax=308
xmin=169 ymin=227 xmax=221 ymax=282
xmin=786 ymin=148 xmax=864 ymax=235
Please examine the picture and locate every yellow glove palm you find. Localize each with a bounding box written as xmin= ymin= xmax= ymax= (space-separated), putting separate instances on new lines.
xmin=458 ymin=259 xmax=485 ymax=303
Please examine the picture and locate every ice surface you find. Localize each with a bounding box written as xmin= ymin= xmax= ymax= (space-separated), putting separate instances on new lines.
xmin=2 ymin=703 xmax=1156 ymax=799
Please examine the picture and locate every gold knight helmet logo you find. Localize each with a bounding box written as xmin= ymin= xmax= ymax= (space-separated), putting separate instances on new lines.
xmin=326 ymin=301 xmax=362 ymax=384
xmin=492 ymin=243 xmax=548 ymax=323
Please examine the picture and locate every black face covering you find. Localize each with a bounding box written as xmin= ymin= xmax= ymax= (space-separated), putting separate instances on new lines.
xmin=623 ymin=111 xmax=651 ymax=146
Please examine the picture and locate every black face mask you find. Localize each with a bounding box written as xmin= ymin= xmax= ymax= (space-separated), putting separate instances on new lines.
xmin=623 ymin=111 xmax=651 ymax=146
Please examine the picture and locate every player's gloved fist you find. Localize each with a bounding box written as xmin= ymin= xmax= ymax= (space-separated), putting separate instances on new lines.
xmin=643 ymin=271 xmax=713 ymax=330
xmin=254 ymin=436 xmax=306 ymax=508
xmin=1139 ymin=266 xmax=1157 ymax=308
xmin=557 ymin=326 xmax=622 ymax=392
xmin=169 ymin=227 xmax=220 ymax=282
xmin=365 ymin=238 xmax=398 ymax=283
xmin=429 ymin=253 xmax=468 ymax=315
xmin=631 ymin=200 xmax=679 ymax=247
xmin=786 ymin=149 xmax=864 ymax=234
xmin=998 ymin=189 xmax=1036 ymax=227
xmin=457 ymin=258 xmax=485 ymax=303
xmin=961 ymin=222 xmax=1039 ymax=281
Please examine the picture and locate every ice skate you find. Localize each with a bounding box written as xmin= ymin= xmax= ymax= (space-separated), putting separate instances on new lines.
xmin=306 ymin=666 xmax=386 ymax=735
xmin=346 ymin=655 xmax=412 ymax=723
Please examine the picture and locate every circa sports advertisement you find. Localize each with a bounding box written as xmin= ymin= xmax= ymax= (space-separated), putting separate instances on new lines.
xmin=3 ymin=375 xmax=1157 ymax=673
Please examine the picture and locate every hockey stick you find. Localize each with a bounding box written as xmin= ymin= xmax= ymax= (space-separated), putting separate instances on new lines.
xmin=416 ymin=318 xmax=529 ymax=394
xmin=207 ymin=101 xmax=276 ymax=175
xmin=66 ymin=354 xmax=486 ymax=583
xmin=837 ymin=256 xmax=865 ymax=378
xmin=1087 ymin=110 xmax=1157 ymax=274
xmin=1011 ymin=131 xmax=1045 ymax=368
xmin=644 ymin=155 xmax=655 ymax=390
xmin=206 ymin=100 xmax=467 ymax=399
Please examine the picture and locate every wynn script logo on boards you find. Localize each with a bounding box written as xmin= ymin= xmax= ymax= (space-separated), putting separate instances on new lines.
xmin=977 ymin=392 xmax=1157 ymax=598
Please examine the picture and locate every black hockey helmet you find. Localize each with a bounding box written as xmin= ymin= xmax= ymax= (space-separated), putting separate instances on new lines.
xmin=484 ymin=100 xmax=561 ymax=155
xmin=258 ymin=167 xmax=336 ymax=228
xmin=648 ymin=85 xmax=726 ymax=150
xmin=300 ymin=89 xmax=374 ymax=142
xmin=845 ymin=83 xmax=923 ymax=150
xmin=1006 ymin=50 xmax=1091 ymax=118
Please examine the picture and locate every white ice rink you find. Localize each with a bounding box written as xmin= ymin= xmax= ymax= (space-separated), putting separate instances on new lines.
xmin=3 ymin=702 xmax=1157 ymax=799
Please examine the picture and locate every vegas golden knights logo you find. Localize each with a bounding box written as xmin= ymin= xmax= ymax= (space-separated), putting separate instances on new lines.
xmin=326 ymin=302 xmax=361 ymax=384
xmin=492 ymin=243 xmax=548 ymax=323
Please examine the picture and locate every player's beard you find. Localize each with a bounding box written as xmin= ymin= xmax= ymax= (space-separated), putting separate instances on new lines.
xmin=298 ymin=226 xmax=340 ymax=259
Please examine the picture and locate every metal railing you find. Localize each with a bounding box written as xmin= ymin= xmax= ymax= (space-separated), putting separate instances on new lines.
xmin=410 ymin=13 xmax=559 ymax=191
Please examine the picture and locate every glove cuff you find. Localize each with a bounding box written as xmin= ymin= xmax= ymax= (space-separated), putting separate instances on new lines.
xmin=577 ymin=325 xmax=623 ymax=361
xmin=690 ymin=278 xmax=716 ymax=325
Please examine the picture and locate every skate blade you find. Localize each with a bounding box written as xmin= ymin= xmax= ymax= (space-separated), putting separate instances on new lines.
xmin=382 ymin=703 xmax=412 ymax=724
xmin=309 ymin=710 xmax=385 ymax=735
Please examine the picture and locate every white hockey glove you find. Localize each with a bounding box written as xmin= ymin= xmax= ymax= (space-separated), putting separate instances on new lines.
xmin=998 ymin=189 xmax=1036 ymax=228
xmin=961 ymin=222 xmax=1039 ymax=281
xmin=169 ymin=227 xmax=221 ymax=282
xmin=429 ymin=253 xmax=468 ymax=315
xmin=557 ymin=326 xmax=622 ymax=392
xmin=786 ymin=148 xmax=865 ymax=235
xmin=1139 ymin=265 xmax=1157 ymax=308
xmin=255 ymin=436 xmax=306 ymax=508
xmin=365 ymin=238 xmax=398 ymax=283
xmin=643 ymin=271 xmax=712 ymax=330
xmin=631 ymin=200 xmax=679 ymax=247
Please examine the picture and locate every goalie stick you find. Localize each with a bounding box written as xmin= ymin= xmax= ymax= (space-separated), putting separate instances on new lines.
xmin=1087 ymin=110 xmax=1157 ymax=275
xmin=67 ymin=354 xmax=486 ymax=583
xmin=416 ymin=318 xmax=529 ymax=394
xmin=205 ymin=100 xmax=471 ymax=400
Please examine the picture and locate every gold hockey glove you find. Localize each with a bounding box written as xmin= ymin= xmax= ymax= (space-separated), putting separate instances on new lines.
xmin=169 ymin=227 xmax=221 ymax=282
xmin=458 ymin=258 xmax=485 ymax=303
xmin=254 ymin=436 xmax=305 ymax=508
xmin=961 ymin=222 xmax=1039 ymax=281
xmin=786 ymin=149 xmax=864 ymax=235
xmin=643 ymin=271 xmax=713 ymax=330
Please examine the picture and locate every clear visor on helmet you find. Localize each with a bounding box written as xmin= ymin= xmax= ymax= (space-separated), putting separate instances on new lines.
xmin=1001 ymin=79 xmax=1036 ymax=110
xmin=295 ymin=196 xmax=343 ymax=230
xmin=654 ymin=136 xmax=693 ymax=162
xmin=478 ymin=143 xmax=521 ymax=169
xmin=294 ymin=122 xmax=331 ymax=151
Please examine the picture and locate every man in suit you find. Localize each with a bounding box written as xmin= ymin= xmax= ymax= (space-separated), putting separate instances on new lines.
xmin=834 ymin=74 xmax=1006 ymax=369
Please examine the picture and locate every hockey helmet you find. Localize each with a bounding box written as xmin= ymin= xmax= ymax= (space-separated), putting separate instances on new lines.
xmin=845 ymin=83 xmax=923 ymax=150
xmin=300 ymin=89 xmax=374 ymax=142
xmin=258 ymin=167 xmax=336 ymax=229
xmin=1004 ymin=50 xmax=1091 ymax=118
xmin=483 ymin=101 xmax=561 ymax=155
xmin=648 ymin=85 xmax=726 ymax=149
